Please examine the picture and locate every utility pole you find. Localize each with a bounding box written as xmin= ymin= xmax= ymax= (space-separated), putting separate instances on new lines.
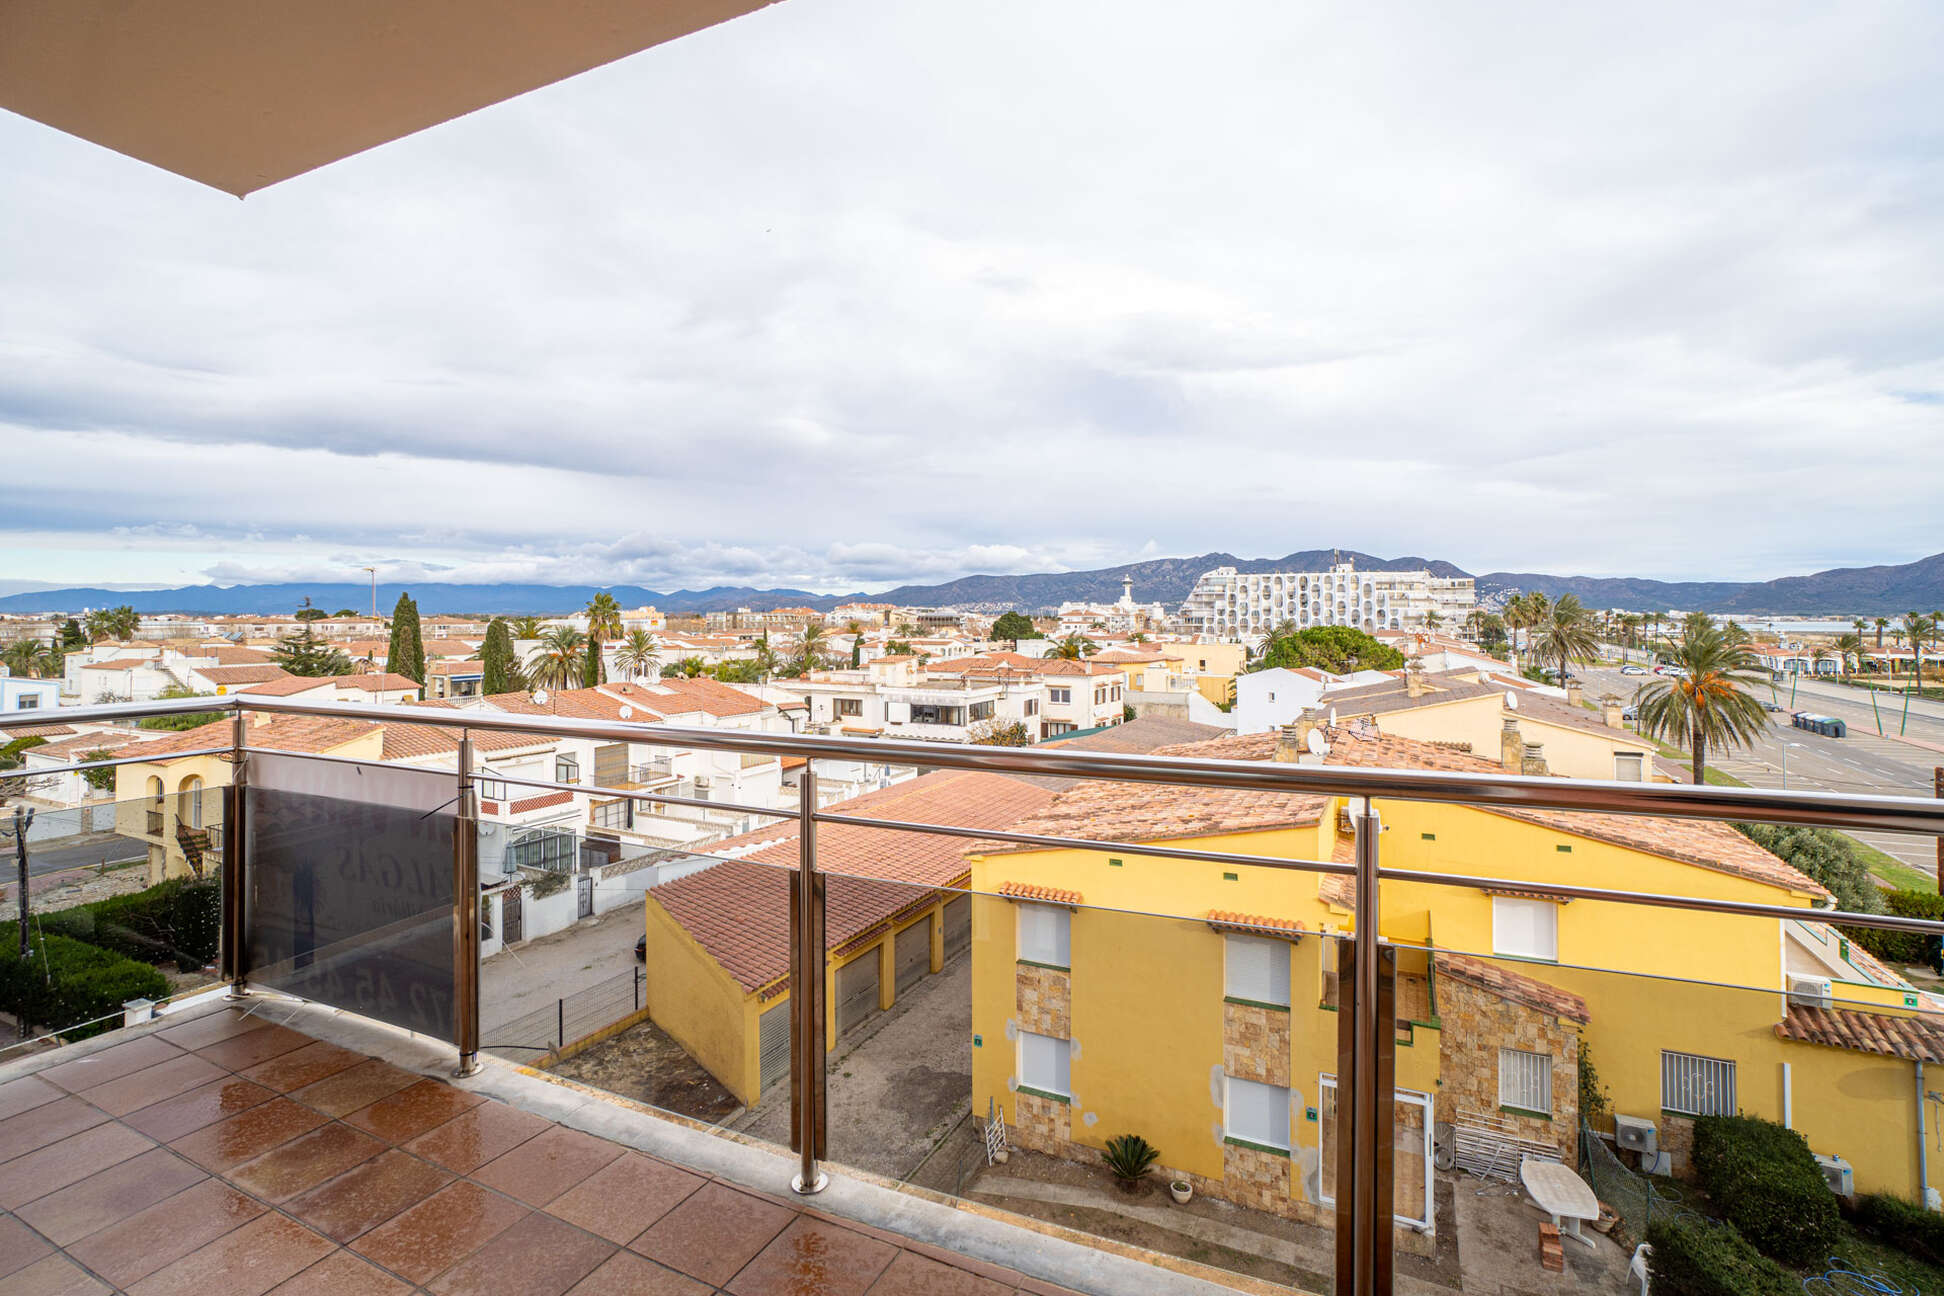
xmin=9 ymin=806 xmax=32 ymax=959
xmin=363 ymin=567 xmax=377 ymax=620
xmin=1935 ymin=767 xmax=1942 ymax=893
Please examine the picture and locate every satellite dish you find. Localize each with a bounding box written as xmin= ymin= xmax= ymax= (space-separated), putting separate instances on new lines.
xmin=1306 ymin=729 xmax=1328 ymax=756
xmin=531 ymin=690 xmax=549 ymax=706
xmin=619 ymin=706 xmax=634 ymax=719
xmin=1505 ymin=691 xmax=1519 ymax=711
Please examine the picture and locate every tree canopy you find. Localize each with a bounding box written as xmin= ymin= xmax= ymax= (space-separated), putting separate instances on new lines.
xmin=481 ymin=618 xmax=521 ymax=695
xmin=273 ymin=625 xmax=355 ymax=677
xmin=1249 ymin=624 xmax=1404 ymax=674
xmin=385 ymin=593 xmax=425 ymax=684
xmin=992 ymin=611 xmax=1040 ymax=643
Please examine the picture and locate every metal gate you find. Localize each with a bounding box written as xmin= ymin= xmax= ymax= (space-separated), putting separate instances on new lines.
xmin=577 ymin=874 xmax=594 ymax=919
xmin=758 ymin=1000 xmax=791 ymax=1094
xmin=943 ymin=893 xmax=970 ymax=960
xmin=500 ymin=888 xmax=523 ymax=944
xmin=894 ymin=919 xmax=930 ymax=997
xmin=836 ymin=952 xmax=879 ymax=1035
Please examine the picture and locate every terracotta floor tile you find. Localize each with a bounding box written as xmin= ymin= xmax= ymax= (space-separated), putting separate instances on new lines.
xmin=286 ymin=1147 xmax=453 ymax=1242
xmin=16 ymin=1145 xmax=205 ymax=1245
xmin=122 ymin=1075 xmax=276 ymax=1142
xmin=228 ymin=1121 xmax=385 ymax=1202
xmin=154 ymin=1007 xmax=273 ymax=1051
xmin=65 ymin=1178 xmax=266 ymax=1289
xmin=344 ymin=1078 xmax=485 ymax=1144
xmin=168 ymin=1096 xmax=327 ymax=1171
xmin=348 ymin=1179 xmax=530 ymax=1286
xmin=425 ymin=1210 xmax=614 ymax=1296
xmin=193 ymin=1023 xmax=314 ymax=1071
xmin=287 ymin=1059 xmax=421 ymax=1119
xmin=76 ymin=1053 xmax=226 ymax=1117
xmin=0 ymin=1097 xmax=109 ymax=1164
xmin=240 ymin=1041 xmax=367 ymax=1093
xmin=566 ymin=1250 xmax=713 ymax=1296
xmin=546 ymin=1151 xmax=704 ymax=1244
xmin=266 ymin=1249 xmax=414 ymax=1296
xmin=726 ymin=1216 xmax=897 ymax=1296
xmin=630 ymin=1181 xmax=794 ymax=1287
xmin=125 ymin=1210 xmax=334 ymax=1296
xmin=37 ymin=1036 xmax=183 ymax=1094
xmin=0 ymin=1076 xmax=64 ymax=1122
xmin=1 ymin=1253 xmax=110 ymax=1295
xmin=0 ymin=1122 xmax=155 ymax=1210
xmin=0 ymin=1212 xmax=55 ymax=1279
xmin=470 ymin=1124 xmax=624 ymax=1207
xmin=403 ymin=1101 xmax=549 ymax=1174
xmin=864 ymin=1251 xmax=1015 ymax=1296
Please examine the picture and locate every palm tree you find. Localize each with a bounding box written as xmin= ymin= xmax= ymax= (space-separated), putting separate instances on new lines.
xmin=524 ymin=626 xmax=588 ymax=691
xmin=1 ymin=636 xmax=57 ymax=679
xmin=844 ymin=619 xmax=865 ymax=669
xmin=1530 ymin=594 xmax=1599 ymax=686
xmin=615 ymin=629 xmax=661 ymax=681
xmin=794 ymin=621 xmax=831 ymax=674
xmin=1424 ymin=609 xmax=1443 ymax=631
xmin=1051 ymin=634 xmax=1098 ymax=661
xmin=585 ymin=593 xmax=623 ymax=642
xmin=1636 ymin=619 xmax=1770 ymax=786
xmin=1875 ymin=617 xmax=1889 ymax=649
xmin=1720 ymin=619 xmax=1751 ymax=649
xmin=1501 ymin=592 xmax=1548 ymax=671
xmin=510 ymin=616 xmax=542 ymax=639
xmin=1832 ymin=633 xmax=1866 ymax=682
xmin=1907 ymin=613 xmax=1938 ymax=693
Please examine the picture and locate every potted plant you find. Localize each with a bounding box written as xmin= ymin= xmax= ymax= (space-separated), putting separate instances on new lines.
xmin=1102 ymin=1134 xmax=1161 ymax=1194
xmin=1169 ymin=1179 xmax=1193 ymax=1204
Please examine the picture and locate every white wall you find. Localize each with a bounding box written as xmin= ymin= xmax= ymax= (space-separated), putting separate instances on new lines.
xmin=1233 ymin=668 xmax=1329 ymax=736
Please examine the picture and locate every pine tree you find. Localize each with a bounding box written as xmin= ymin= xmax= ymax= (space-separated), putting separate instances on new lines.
xmin=273 ymin=625 xmax=355 ymax=678
xmin=386 ymin=593 xmax=426 ymax=684
xmin=481 ymin=618 xmax=520 ymax=695
xmin=582 ymin=634 xmax=604 ymax=687
xmin=58 ymin=618 xmax=85 ymax=650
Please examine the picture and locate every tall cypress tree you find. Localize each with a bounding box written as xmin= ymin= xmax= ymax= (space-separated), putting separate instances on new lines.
xmin=481 ymin=617 xmax=518 ymax=695
xmin=582 ymin=633 xmax=604 ymax=687
xmin=386 ymin=593 xmax=426 ymax=684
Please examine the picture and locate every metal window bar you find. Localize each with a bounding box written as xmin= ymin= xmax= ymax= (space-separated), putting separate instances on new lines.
xmin=1662 ymin=1050 xmax=1737 ymax=1117
xmin=1497 ymin=1048 xmax=1553 ymax=1114
xmin=9 ymin=696 xmax=1944 ymax=1296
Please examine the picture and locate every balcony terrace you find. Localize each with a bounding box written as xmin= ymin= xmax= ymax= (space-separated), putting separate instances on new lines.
xmin=2 ymin=694 xmax=1942 ymax=1296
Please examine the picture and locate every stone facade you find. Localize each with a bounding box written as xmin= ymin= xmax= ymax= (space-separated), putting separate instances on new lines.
xmin=1011 ymin=1090 xmax=1073 ymax=1156
xmin=1221 ymin=1140 xmax=1292 ymax=1213
xmin=1223 ymin=1001 xmax=1291 ymax=1087
xmin=1015 ymin=963 xmax=1071 ymax=1038
xmin=1660 ymin=1115 xmax=1696 ymax=1177
xmin=1434 ymin=973 xmax=1579 ymax=1161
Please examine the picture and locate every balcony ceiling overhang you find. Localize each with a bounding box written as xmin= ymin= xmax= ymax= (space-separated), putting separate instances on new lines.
xmin=0 ymin=0 xmax=778 ymax=196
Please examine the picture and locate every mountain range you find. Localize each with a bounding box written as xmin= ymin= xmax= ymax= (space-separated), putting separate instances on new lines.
xmin=2 ymin=549 xmax=1940 ymax=618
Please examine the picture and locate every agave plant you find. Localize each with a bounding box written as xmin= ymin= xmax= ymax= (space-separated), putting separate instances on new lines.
xmin=1101 ymin=1133 xmax=1161 ymax=1190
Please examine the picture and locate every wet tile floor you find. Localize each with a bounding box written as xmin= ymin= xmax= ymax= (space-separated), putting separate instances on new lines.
xmin=0 ymin=1008 xmax=1078 ymax=1295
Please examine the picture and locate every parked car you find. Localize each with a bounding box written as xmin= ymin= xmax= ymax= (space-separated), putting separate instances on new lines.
xmin=1622 ymin=706 xmax=1639 ymax=722
xmin=635 ymin=934 xmax=647 ymax=962
xmin=1620 ymin=665 xmax=1647 ymax=676
xmin=1762 ymin=701 xmax=1786 ymax=713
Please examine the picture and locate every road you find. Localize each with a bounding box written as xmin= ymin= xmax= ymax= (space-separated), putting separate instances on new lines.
xmin=6 ymin=831 xmax=146 ymax=878
xmin=1575 ymin=664 xmax=1944 ymax=880
xmin=479 ymin=903 xmax=642 ymax=1033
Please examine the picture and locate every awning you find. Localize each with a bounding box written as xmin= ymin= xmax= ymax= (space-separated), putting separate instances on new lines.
xmin=0 ymin=0 xmax=779 ymax=196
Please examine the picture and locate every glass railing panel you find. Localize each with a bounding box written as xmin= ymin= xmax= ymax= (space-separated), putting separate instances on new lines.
xmin=0 ymin=787 xmax=226 ymax=1052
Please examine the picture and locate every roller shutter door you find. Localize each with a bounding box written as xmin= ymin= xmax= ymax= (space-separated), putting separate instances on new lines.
xmin=758 ymin=1000 xmax=791 ymax=1094
xmin=943 ymin=894 xmax=971 ymax=961
xmin=836 ymin=952 xmax=880 ymax=1035
xmin=895 ymin=920 xmax=930 ymax=997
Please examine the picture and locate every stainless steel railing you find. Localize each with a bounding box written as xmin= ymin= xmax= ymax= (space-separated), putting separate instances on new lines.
xmin=5 ymin=693 xmax=1943 ymax=1296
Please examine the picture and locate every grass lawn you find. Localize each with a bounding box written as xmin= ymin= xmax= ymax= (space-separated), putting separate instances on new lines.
xmin=1828 ymin=1230 xmax=1944 ymax=1293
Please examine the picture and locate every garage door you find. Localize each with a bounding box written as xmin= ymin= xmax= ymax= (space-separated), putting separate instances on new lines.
xmin=894 ymin=919 xmax=931 ymax=997
xmin=836 ymin=952 xmax=880 ymax=1035
xmin=943 ymin=894 xmax=970 ymax=961
xmin=758 ymin=1000 xmax=791 ymax=1094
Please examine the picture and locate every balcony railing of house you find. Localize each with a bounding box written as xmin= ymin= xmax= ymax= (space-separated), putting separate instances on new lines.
xmin=3 ymin=693 xmax=1944 ymax=1296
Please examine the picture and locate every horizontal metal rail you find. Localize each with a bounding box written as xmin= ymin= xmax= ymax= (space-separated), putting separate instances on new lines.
xmin=0 ymin=746 xmax=230 ymax=780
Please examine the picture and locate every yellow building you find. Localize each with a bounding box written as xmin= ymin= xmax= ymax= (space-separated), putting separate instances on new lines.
xmin=966 ymin=727 xmax=1943 ymax=1235
xmin=640 ymin=770 xmax=1055 ymax=1105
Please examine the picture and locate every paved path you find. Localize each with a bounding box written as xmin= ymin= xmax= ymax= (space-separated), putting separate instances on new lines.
xmin=480 ymin=904 xmax=642 ymax=1033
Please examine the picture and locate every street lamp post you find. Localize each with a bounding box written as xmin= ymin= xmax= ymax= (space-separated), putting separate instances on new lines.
xmin=363 ymin=567 xmax=377 ymax=620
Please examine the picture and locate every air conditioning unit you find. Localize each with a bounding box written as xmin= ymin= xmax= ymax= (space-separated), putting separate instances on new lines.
xmin=1613 ymin=1114 xmax=1659 ymax=1157
xmin=1788 ymin=975 xmax=1834 ymax=1009
xmin=1815 ymin=1154 xmax=1854 ymax=1198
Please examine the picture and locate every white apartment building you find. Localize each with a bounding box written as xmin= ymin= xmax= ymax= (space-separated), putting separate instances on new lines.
xmin=779 ymin=657 xmax=1046 ymax=743
xmin=1181 ymin=560 xmax=1475 ymax=642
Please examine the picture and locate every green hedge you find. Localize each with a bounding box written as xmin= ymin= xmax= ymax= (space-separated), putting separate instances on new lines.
xmin=1855 ymin=1193 xmax=1944 ymax=1267
xmin=1735 ymin=823 xmax=1884 ymax=917
xmin=1645 ymin=1214 xmax=1796 ymax=1296
xmin=1848 ymin=890 xmax=1944 ymax=971
xmin=1692 ymin=1114 xmax=1840 ymax=1265
xmin=2 ymin=879 xmax=220 ymax=972
xmin=0 ymin=933 xmax=168 ymax=1038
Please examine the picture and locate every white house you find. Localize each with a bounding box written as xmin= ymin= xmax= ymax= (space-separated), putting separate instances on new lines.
xmin=1233 ymin=667 xmax=1332 ymax=736
xmin=0 ymin=667 xmax=61 ymax=714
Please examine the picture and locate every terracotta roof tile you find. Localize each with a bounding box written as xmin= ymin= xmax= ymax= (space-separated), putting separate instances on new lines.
xmin=231 ymin=675 xmax=336 ymax=697
xmin=997 ymin=882 xmax=1083 ymax=905
xmin=330 ymin=672 xmax=422 ymax=692
xmin=1206 ymin=911 xmax=1305 ymax=938
xmin=0 ymin=723 xmax=76 ymax=739
xmin=1436 ymin=952 xmax=1590 ymax=1025
xmin=1776 ymin=1003 xmax=1944 ymax=1063
xmin=191 ymin=664 xmax=293 ymax=685
xmin=128 ymin=714 xmax=377 ymax=761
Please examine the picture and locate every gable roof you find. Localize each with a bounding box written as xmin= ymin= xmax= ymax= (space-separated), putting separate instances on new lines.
xmin=1436 ymin=951 xmax=1590 ymax=1024
xmin=1776 ymin=1003 xmax=1944 ymax=1064
xmin=189 ymin=664 xmax=294 ymax=686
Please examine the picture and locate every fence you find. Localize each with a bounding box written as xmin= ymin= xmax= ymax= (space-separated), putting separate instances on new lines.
xmin=482 ymin=965 xmax=646 ymax=1061
xmin=1579 ymin=1119 xmax=1699 ymax=1243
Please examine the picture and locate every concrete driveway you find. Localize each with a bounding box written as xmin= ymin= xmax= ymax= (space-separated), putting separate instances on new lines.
xmin=481 ymin=903 xmax=643 ymax=1034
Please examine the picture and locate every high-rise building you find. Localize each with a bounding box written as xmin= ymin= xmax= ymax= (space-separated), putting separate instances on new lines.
xmin=1181 ymin=558 xmax=1475 ymax=640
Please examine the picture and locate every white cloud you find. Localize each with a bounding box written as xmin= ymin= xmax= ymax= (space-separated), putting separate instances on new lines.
xmin=3 ymin=0 xmax=1942 ymax=591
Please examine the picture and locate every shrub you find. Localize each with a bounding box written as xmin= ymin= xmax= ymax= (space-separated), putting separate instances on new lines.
xmin=20 ymin=878 xmax=220 ymax=971
xmin=1101 ymin=1134 xmax=1161 ymax=1188
xmin=0 ymin=932 xmax=168 ymax=1038
xmin=1855 ymin=1193 xmax=1944 ymax=1267
xmin=1692 ymin=1114 xmax=1840 ymax=1265
xmin=1846 ymin=890 xmax=1944 ymax=972
xmin=1734 ymin=823 xmax=1883 ymax=917
xmin=1645 ymin=1213 xmax=1796 ymax=1296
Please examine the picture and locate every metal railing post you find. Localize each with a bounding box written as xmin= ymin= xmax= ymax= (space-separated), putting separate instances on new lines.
xmin=791 ymin=762 xmax=828 ymax=1195
xmin=1335 ymin=805 xmax=1395 ymax=1296
xmin=222 ymin=705 xmax=249 ymax=999
xmin=453 ymin=735 xmax=482 ymax=1076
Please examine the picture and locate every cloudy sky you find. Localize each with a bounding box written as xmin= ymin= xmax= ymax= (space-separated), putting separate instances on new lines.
xmin=5 ymin=2 xmax=1943 ymax=595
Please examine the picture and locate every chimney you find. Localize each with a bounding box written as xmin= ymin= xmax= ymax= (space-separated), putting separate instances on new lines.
xmin=1404 ymin=662 xmax=1426 ymax=699
xmin=1522 ymin=741 xmax=1549 ymax=777
xmin=1274 ymin=709 xmax=1319 ymax=763
xmin=1565 ymin=678 xmax=1584 ymax=708
xmin=1601 ymin=694 xmax=1624 ymax=729
xmin=1500 ymin=717 xmax=1523 ymax=772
